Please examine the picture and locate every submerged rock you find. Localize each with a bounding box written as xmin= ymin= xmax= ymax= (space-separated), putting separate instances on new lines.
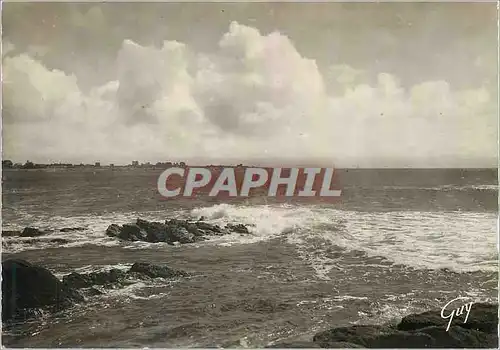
xmin=49 ymin=238 xmax=70 ymax=244
xmin=10 ymin=238 xmax=70 ymax=245
xmin=63 ymin=269 xmax=127 ymax=289
xmin=129 ymin=262 xmax=188 ymax=279
xmin=20 ymin=227 xmax=47 ymax=237
xmin=2 ymin=259 xmax=83 ymax=321
xmin=105 ymin=224 xmax=121 ymax=237
xmin=63 ymin=262 xmax=188 ymax=290
xmin=59 ymin=227 xmax=85 ymax=232
xmin=225 ymin=223 xmax=250 ymax=234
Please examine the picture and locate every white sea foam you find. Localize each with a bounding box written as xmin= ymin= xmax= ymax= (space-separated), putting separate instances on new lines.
xmin=2 ymin=203 xmax=497 ymax=274
xmin=189 ymin=203 xmax=497 ymax=274
xmin=52 ymin=263 xmax=134 ymax=279
xmin=1 ymin=209 xmax=188 ymax=253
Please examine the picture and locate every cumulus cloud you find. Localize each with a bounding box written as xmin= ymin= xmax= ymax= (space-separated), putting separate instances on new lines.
xmin=2 ymin=22 xmax=497 ymax=166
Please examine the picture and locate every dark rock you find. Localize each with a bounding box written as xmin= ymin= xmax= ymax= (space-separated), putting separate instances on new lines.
xmin=418 ymin=325 xmax=497 ymax=348
xmin=106 ymin=223 xmax=148 ymax=241
xmin=119 ymin=224 xmax=148 ymax=241
xmin=128 ymin=262 xmax=188 ymax=279
xmin=193 ymin=235 xmax=208 ymax=243
xmin=313 ymin=325 xmax=434 ymax=348
xmin=20 ymin=238 xmax=69 ymax=245
xmin=2 ymin=259 xmax=83 ymax=321
xmin=2 ymin=230 xmax=21 ymax=237
xmin=105 ymin=218 xmax=245 ymax=244
xmin=186 ymin=223 xmax=204 ymax=236
xmin=83 ymin=287 xmax=104 ymax=297
xmin=366 ymin=331 xmax=434 ymax=348
xmin=63 ymin=262 xmax=189 ymax=291
xmin=198 ymin=216 xmax=205 ymax=221
xmin=166 ymin=218 xmax=187 ymax=228
xmin=105 ymin=224 xmax=121 ymax=237
xmin=63 ymin=273 xmax=94 ymax=289
xmin=93 ymin=269 xmax=126 ymax=285
xmin=313 ymin=303 xmax=499 ymax=349
xmin=313 ymin=325 xmax=383 ymax=348
xmin=20 ymin=227 xmax=46 ymax=237
xmin=63 ymin=269 xmax=127 ymax=289
xmin=167 ymin=226 xmax=195 ymax=244
xmin=226 ymin=223 xmax=250 ymax=234
xmin=397 ymin=302 xmax=498 ymax=334
xmin=195 ymin=221 xmax=223 ymax=233
xmin=49 ymin=238 xmax=70 ymax=244
xmin=60 ymin=227 xmax=85 ymax=232
xmin=266 ymin=341 xmax=321 ymax=348
xmin=136 ymin=219 xmax=168 ymax=243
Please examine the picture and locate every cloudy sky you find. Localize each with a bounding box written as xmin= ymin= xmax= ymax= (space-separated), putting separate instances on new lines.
xmin=2 ymin=2 xmax=498 ymax=167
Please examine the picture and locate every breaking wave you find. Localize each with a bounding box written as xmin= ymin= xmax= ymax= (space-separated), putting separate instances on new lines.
xmin=3 ymin=203 xmax=496 ymax=274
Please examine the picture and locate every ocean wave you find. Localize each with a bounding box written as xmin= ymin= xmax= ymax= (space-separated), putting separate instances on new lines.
xmin=2 ymin=203 xmax=497 ymax=275
xmin=188 ymin=203 xmax=497 ymax=274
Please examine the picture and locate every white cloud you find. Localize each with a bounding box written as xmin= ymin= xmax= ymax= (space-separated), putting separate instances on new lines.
xmin=2 ymin=22 xmax=497 ymax=166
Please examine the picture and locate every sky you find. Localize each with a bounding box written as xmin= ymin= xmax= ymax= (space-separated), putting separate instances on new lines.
xmin=2 ymin=1 xmax=498 ymax=167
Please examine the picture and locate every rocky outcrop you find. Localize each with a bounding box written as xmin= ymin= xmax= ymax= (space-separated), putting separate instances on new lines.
xmin=1 ymin=259 xmax=83 ymax=321
xmin=3 ymin=219 xmax=251 ymax=246
xmin=313 ymin=325 xmax=434 ymax=348
xmin=397 ymin=302 xmax=497 ymax=333
xmin=2 ymin=259 xmax=190 ymax=322
xmin=311 ymin=303 xmax=498 ymax=348
xmin=105 ymin=218 xmax=251 ymax=245
xmin=62 ymin=262 xmax=188 ymax=290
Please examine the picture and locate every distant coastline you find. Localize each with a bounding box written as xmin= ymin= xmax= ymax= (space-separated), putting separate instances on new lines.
xmin=1 ymin=160 xmax=191 ymax=170
xmin=1 ymin=160 xmax=498 ymax=172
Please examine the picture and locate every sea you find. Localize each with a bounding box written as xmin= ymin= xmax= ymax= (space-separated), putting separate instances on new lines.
xmin=1 ymin=168 xmax=498 ymax=347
